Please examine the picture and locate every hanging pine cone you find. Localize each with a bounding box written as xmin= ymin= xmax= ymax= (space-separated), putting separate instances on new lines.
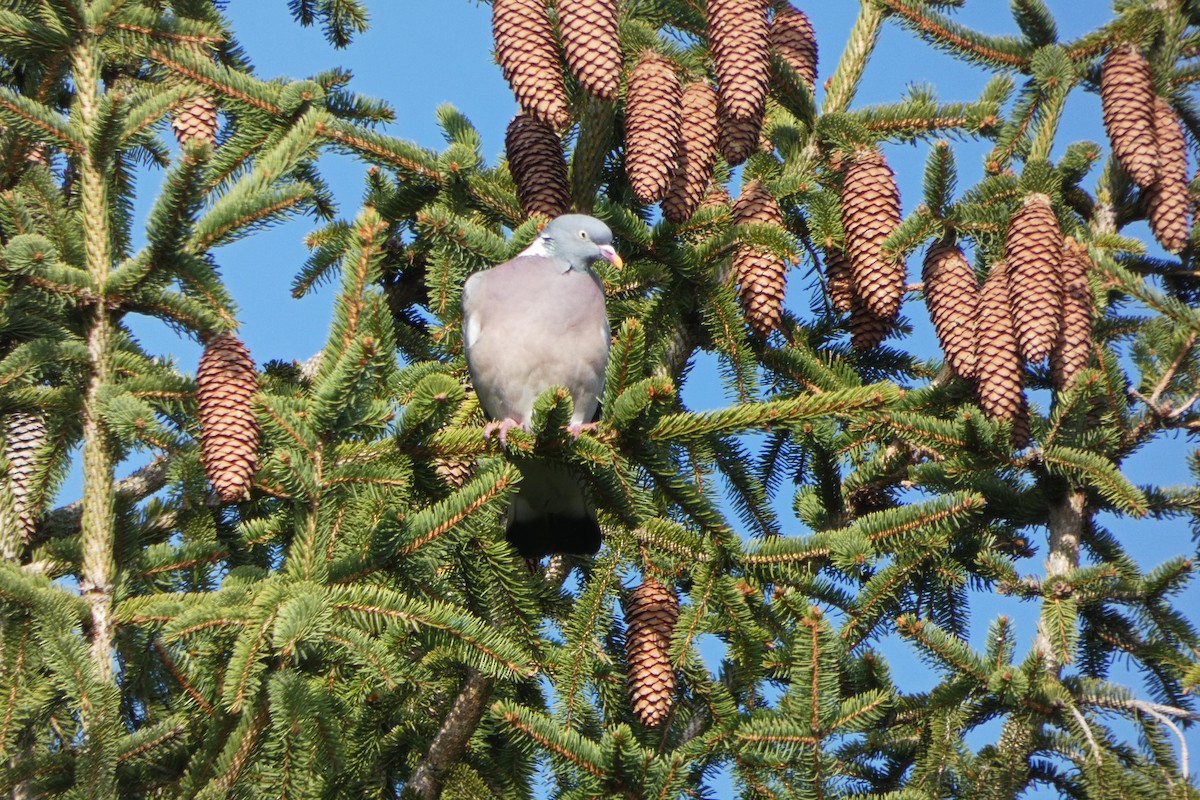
xmin=849 ymin=293 xmax=890 ymax=351
xmin=25 ymin=142 xmax=48 ymax=166
xmin=1050 ymin=237 xmax=1094 ymax=390
xmin=825 ymin=247 xmax=854 ymax=314
xmin=662 ymin=82 xmax=720 ymax=223
xmin=732 ymin=179 xmax=787 ymax=337
xmin=493 ymin=0 xmax=570 ymax=129
xmin=4 ymin=412 xmax=46 ymax=544
xmin=1147 ymin=96 xmax=1190 ymax=254
xmin=171 ymin=95 xmax=219 ymax=146
xmin=1003 ymin=193 xmax=1063 ymax=364
xmin=197 ymin=333 xmax=260 ymax=503
xmin=434 ymin=457 xmax=474 ymax=489
xmin=625 ymin=53 xmax=683 ymax=204
xmin=975 ymin=260 xmax=1026 ymax=436
xmin=708 ymin=0 xmax=771 ymax=122
xmin=1100 ymin=44 xmax=1159 ymax=188
xmin=841 ymin=148 xmax=904 ymax=320
xmin=625 ymin=575 xmax=679 ymax=728
xmin=506 ymin=113 xmax=572 ymax=218
xmin=770 ymin=3 xmax=817 ymax=88
xmin=922 ymin=241 xmax=979 ymax=379
xmin=557 ymin=0 xmax=621 ymax=101
xmin=718 ymin=113 xmax=762 ymax=166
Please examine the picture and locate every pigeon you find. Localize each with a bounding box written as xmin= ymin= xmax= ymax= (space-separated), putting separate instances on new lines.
xmin=462 ymin=214 xmax=621 ymax=558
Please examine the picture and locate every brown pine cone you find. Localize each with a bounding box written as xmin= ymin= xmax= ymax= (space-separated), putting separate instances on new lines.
xmin=1003 ymin=193 xmax=1063 ymax=364
xmin=557 ymin=0 xmax=621 ymax=101
xmin=1050 ymin=237 xmax=1094 ymax=390
xmin=506 ymin=113 xmax=572 ymax=218
xmin=1147 ymin=96 xmax=1190 ymax=254
xmin=4 ymin=412 xmax=45 ymax=543
xmin=922 ymin=241 xmax=979 ymax=379
xmin=625 ymin=54 xmax=683 ymax=204
xmin=171 ymin=96 xmax=219 ymax=146
xmin=825 ymin=247 xmax=854 ymax=313
xmin=25 ymin=142 xmax=48 ymax=165
xmin=1100 ymin=44 xmax=1158 ymax=188
xmin=733 ymin=179 xmax=787 ymax=337
xmin=625 ymin=575 xmax=679 ymax=728
xmin=770 ymin=3 xmax=817 ymax=88
xmin=197 ymin=333 xmax=260 ymax=503
xmin=662 ymin=82 xmax=721 ymax=222
xmin=493 ymin=0 xmax=570 ymax=129
xmin=975 ymin=260 xmax=1026 ymax=432
xmin=718 ymin=112 xmax=763 ymax=166
xmin=434 ymin=457 xmax=474 ymax=488
xmin=841 ymin=148 xmax=904 ymax=319
xmin=708 ymin=0 xmax=771 ymax=123
xmin=849 ymin=293 xmax=890 ymax=351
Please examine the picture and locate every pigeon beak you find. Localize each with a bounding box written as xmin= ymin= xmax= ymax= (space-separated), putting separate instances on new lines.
xmin=600 ymin=245 xmax=623 ymax=270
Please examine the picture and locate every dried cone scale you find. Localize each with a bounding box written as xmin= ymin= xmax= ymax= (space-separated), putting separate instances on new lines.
xmin=171 ymin=95 xmax=219 ymax=146
xmin=4 ymin=412 xmax=46 ymax=542
xmin=625 ymin=575 xmax=679 ymax=727
xmin=557 ymin=0 xmax=621 ymax=101
xmin=975 ymin=261 xmax=1026 ymax=435
xmin=841 ymin=148 xmax=904 ymax=319
xmin=1003 ymin=193 xmax=1063 ymax=364
xmin=732 ymin=179 xmax=788 ymax=336
xmin=1050 ymin=238 xmax=1094 ymax=390
xmin=625 ymin=54 xmax=683 ymax=204
xmin=1147 ymin=96 xmax=1190 ymax=254
xmin=922 ymin=241 xmax=979 ymax=379
xmin=662 ymin=82 xmax=720 ymax=222
xmin=197 ymin=333 xmax=260 ymax=502
xmin=493 ymin=0 xmax=570 ymax=128
xmin=506 ymin=113 xmax=572 ymax=218
xmin=770 ymin=3 xmax=817 ymax=88
xmin=1100 ymin=44 xmax=1159 ymax=188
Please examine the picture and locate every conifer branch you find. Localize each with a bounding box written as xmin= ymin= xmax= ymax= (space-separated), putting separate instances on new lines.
xmin=403 ymin=669 xmax=494 ymax=800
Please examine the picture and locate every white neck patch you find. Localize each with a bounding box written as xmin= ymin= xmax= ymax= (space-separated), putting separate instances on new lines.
xmin=518 ymin=236 xmax=552 ymax=258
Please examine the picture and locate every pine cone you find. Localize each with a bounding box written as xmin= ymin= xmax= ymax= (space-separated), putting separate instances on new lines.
xmin=770 ymin=3 xmax=817 ymax=88
xmin=625 ymin=54 xmax=683 ymax=204
xmin=506 ymin=113 xmax=572 ymax=218
xmin=171 ymin=96 xmax=219 ymax=146
xmin=825 ymin=248 xmax=854 ymax=313
xmin=849 ymin=293 xmax=890 ymax=351
xmin=733 ymin=179 xmax=787 ymax=337
xmin=25 ymin=142 xmax=48 ymax=166
xmin=662 ymin=82 xmax=721 ymax=222
xmin=718 ymin=112 xmax=763 ymax=166
xmin=975 ymin=260 xmax=1026 ymax=433
xmin=1100 ymin=44 xmax=1158 ymax=188
xmin=1147 ymin=96 xmax=1190 ymax=254
xmin=493 ymin=0 xmax=570 ymax=128
xmin=922 ymin=241 xmax=979 ymax=379
xmin=625 ymin=575 xmax=679 ymax=728
xmin=4 ymin=412 xmax=45 ymax=543
xmin=841 ymin=148 xmax=904 ymax=319
xmin=1003 ymin=193 xmax=1063 ymax=364
xmin=197 ymin=333 xmax=260 ymax=502
xmin=434 ymin=457 xmax=474 ymax=488
xmin=557 ymin=0 xmax=621 ymax=101
xmin=708 ymin=0 xmax=771 ymax=122
xmin=1050 ymin=237 xmax=1094 ymax=390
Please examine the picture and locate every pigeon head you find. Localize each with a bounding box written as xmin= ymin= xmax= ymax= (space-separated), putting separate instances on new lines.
xmin=525 ymin=214 xmax=623 ymax=271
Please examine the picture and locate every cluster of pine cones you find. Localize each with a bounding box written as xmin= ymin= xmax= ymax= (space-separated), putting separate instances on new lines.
xmin=497 ymin=0 xmax=816 ymax=337
xmin=1101 ymin=44 xmax=1191 ymax=254
xmin=923 ymin=206 xmax=1095 ymax=448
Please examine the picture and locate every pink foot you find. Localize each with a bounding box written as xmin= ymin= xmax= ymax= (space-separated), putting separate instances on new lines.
xmin=567 ymin=421 xmax=598 ymax=439
xmin=484 ymin=418 xmax=521 ymax=446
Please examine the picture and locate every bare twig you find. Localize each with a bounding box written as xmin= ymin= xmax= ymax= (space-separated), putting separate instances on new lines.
xmin=32 ymin=455 xmax=173 ymax=547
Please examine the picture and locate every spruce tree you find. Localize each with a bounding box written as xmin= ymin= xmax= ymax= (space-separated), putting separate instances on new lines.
xmin=0 ymin=1 xmax=1196 ymax=799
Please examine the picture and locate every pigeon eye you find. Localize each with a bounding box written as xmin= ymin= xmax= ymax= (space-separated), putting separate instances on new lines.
xmin=578 ymin=230 xmax=589 ymax=240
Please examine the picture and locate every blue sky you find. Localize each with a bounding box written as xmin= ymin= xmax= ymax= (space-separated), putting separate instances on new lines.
xmin=109 ymin=0 xmax=1199 ymax=789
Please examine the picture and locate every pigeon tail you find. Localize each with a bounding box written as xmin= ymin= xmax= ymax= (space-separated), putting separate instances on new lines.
xmin=506 ymin=457 xmax=602 ymax=557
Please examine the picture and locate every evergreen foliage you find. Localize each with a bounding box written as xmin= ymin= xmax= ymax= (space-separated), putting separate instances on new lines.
xmin=0 ymin=1 xmax=1195 ymax=798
